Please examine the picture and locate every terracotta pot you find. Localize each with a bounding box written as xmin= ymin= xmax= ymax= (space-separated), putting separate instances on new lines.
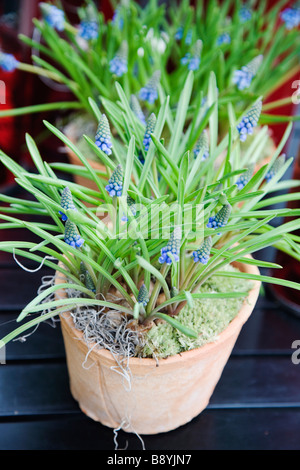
xmin=56 ymin=260 xmax=260 ymax=435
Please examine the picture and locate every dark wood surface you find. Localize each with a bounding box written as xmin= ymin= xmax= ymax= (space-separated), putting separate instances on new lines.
xmin=1 ymin=227 xmax=300 ymax=451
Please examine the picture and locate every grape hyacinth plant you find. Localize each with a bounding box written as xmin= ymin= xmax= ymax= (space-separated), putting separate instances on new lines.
xmin=1 ymin=74 xmax=300 ymax=358
xmin=0 ymin=0 xmax=299 ymax=160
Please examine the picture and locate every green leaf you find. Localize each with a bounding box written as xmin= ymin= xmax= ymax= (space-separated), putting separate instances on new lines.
xmin=155 ymin=312 xmax=198 ymax=339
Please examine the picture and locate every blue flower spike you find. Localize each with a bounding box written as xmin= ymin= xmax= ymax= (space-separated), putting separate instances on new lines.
xmin=193 ymin=129 xmax=209 ymax=161
xmin=40 ymin=3 xmax=65 ymax=31
xmin=217 ymin=33 xmax=231 ymax=45
xmin=175 ymin=26 xmax=183 ymax=40
xmin=235 ymin=164 xmax=255 ymax=189
xmin=112 ymin=7 xmax=124 ymax=30
xmin=109 ymin=40 xmax=128 ymax=77
xmin=192 ymin=236 xmax=213 ymax=264
xmin=80 ymin=262 xmax=95 ymax=292
xmin=78 ymin=3 xmax=99 ymax=40
xmin=95 ymin=114 xmax=113 ymax=155
xmin=130 ymin=95 xmax=146 ymax=126
xmin=105 ymin=165 xmax=124 ymax=197
xmin=64 ymin=219 xmax=84 ymax=248
xmin=265 ymin=154 xmax=286 ymax=182
xmin=143 ymin=113 xmax=156 ymax=152
xmin=138 ymin=284 xmax=149 ymax=307
xmin=139 ymin=70 xmax=161 ymax=104
xmin=159 ymin=226 xmax=182 ymax=265
xmin=121 ymin=196 xmax=137 ymax=222
xmin=59 ymin=186 xmax=77 ymax=221
xmin=0 ymin=52 xmax=18 ymax=72
xmin=233 ymin=55 xmax=263 ymax=90
xmin=239 ymin=5 xmax=252 ymax=23
xmin=181 ymin=39 xmax=202 ymax=71
xmin=207 ymin=204 xmax=232 ymax=235
xmin=79 ymin=20 xmax=99 ymax=40
xmin=280 ymin=6 xmax=300 ymax=30
xmin=84 ymin=270 xmax=96 ymax=293
xmin=237 ymin=100 xmax=262 ymax=142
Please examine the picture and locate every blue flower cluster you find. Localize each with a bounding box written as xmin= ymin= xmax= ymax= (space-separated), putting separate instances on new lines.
xmin=0 ymin=52 xmax=18 ymax=72
xmin=40 ymin=3 xmax=65 ymax=31
xmin=181 ymin=39 xmax=202 ymax=71
xmin=78 ymin=20 xmax=99 ymax=40
xmin=239 ymin=6 xmax=252 ymax=23
xmin=233 ymin=55 xmax=263 ymax=91
xmin=130 ymin=95 xmax=146 ymax=126
xmin=175 ymin=27 xmax=192 ymax=44
xmin=139 ymin=71 xmax=161 ymax=104
xmin=237 ymin=100 xmax=262 ymax=142
xmin=192 ymin=236 xmax=213 ymax=264
xmin=181 ymin=53 xmax=200 ymax=71
xmin=193 ymin=130 xmax=209 ymax=161
xmin=265 ymin=155 xmax=286 ymax=182
xmin=158 ymin=227 xmax=181 ymax=265
xmin=207 ymin=204 xmax=231 ymax=235
xmin=95 ymin=114 xmax=113 ymax=155
xmin=59 ymin=187 xmax=77 ymax=221
xmin=235 ymin=165 xmax=254 ymax=189
xmin=105 ymin=165 xmax=123 ymax=197
xmin=280 ymin=7 xmax=300 ymax=30
xmin=80 ymin=263 xmax=96 ymax=292
xmin=143 ymin=113 xmax=156 ymax=152
xmin=217 ymin=33 xmax=231 ymax=45
xmin=121 ymin=196 xmax=137 ymax=222
xmin=112 ymin=7 xmax=124 ymax=30
xmin=64 ymin=220 xmax=84 ymax=248
xmin=109 ymin=41 xmax=128 ymax=77
xmin=137 ymin=284 xmax=149 ymax=307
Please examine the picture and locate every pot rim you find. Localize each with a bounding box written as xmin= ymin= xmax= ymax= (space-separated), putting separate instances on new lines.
xmin=56 ymin=258 xmax=261 ymax=368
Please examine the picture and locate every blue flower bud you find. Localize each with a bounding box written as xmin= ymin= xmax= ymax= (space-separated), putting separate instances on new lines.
xmin=78 ymin=20 xmax=99 ymax=40
xmin=233 ymin=55 xmax=263 ymax=91
xmin=143 ymin=113 xmax=156 ymax=152
xmin=95 ymin=114 xmax=112 ymax=155
xmin=64 ymin=219 xmax=84 ymax=248
xmin=181 ymin=40 xmax=202 ymax=71
xmin=158 ymin=227 xmax=182 ymax=265
xmin=130 ymin=95 xmax=146 ymax=125
xmin=139 ymin=70 xmax=161 ymax=104
xmin=0 ymin=52 xmax=18 ymax=72
xmin=40 ymin=3 xmax=65 ymax=31
xmin=105 ymin=164 xmax=123 ymax=197
xmin=239 ymin=5 xmax=252 ymax=23
xmin=207 ymin=204 xmax=231 ymax=234
xmin=59 ymin=186 xmax=77 ymax=221
xmin=193 ymin=130 xmax=209 ymax=161
xmin=235 ymin=164 xmax=255 ymax=189
xmin=175 ymin=27 xmax=183 ymax=40
xmin=137 ymin=284 xmax=149 ymax=307
xmin=280 ymin=7 xmax=300 ymax=29
xmin=112 ymin=7 xmax=124 ymax=30
xmin=217 ymin=33 xmax=231 ymax=45
xmin=121 ymin=196 xmax=137 ymax=222
xmin=237 ymin=100 xmax=262 ymax=142
xmin=192 ymin=236 xmax=213 ymax=264
xmin=265 ymin=154 xmax=286 ymax=182
xmin=109 ymin=41 xmax=128 ymax=77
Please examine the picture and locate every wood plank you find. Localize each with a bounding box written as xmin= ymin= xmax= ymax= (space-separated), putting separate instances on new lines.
xmin=0 ymin=407 xmax=299 ymax=450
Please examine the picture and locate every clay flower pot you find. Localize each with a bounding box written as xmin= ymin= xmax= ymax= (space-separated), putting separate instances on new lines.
xmin=56 ymin=260 xmax=260 ymax=435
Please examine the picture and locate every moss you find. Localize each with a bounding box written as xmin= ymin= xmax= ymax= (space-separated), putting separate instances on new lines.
xmin=141 ymin=265 xmax=253 ymax=359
